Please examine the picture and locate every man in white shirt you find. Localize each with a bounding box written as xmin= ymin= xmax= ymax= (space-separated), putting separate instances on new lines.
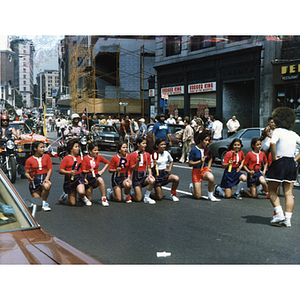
xmin=212 ymin=116 xmax=223 ymax=141
xmin=166 ymin=114 xmax=176 ymax=124
xmin=226 ymin=115 xmax=240 ymax=136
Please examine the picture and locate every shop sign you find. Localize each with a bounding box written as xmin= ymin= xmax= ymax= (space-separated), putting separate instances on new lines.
xmin=280 ymin=63 xmax=300 ymax=81
xmin=161 ymin=86 xmax=184 ymax=95
xmin=149 ymin=89 xmax=155 ymax=97
xmin=188 ymin=82 xmax=216 ymax=93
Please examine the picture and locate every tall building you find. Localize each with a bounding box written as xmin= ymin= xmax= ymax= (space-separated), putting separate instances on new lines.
xmin=11 ymin=38 xmax=34 ymax=108
xmin=36 ymin=70 xmax=59 ymax=109
xmin=0 ymin=35 xmax=14 ymax=108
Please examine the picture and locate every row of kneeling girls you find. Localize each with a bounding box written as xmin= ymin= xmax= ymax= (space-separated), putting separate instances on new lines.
xmin=24 ymin=136 xmax=180 ymax=211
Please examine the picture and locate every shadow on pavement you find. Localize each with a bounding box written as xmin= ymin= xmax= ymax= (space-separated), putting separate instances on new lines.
xmin=241 ymin=215 xmax=272 ymax=225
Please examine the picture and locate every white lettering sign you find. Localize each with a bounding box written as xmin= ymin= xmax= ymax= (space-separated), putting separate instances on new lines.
xmin=161 ymin=85 xmax=184 ymax=95
xmin=188 ymin=82 xmax=216 ymax=93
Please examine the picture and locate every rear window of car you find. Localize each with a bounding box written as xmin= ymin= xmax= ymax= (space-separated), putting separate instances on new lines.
xmin=240 ymin=129 xmax=261 ymax=139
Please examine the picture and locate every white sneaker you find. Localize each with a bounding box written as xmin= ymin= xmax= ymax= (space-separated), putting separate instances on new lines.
xmin=234 ymin=193 xmax=242 ymax=200
xmin=270 ymin=213 xmax=285 ymax=225
xmin=143 ymin=196 xmax=156 ymax=204
xmin=282 ymin=218 xmax=291 ymax=228
xmin=42 ymin=202 xmax=51 ymax=211
xmin=58 ymin=192 xmax=67 ymax=203
xmin=208 ymin=194 xmax=221 ymax=202
xmin=107 ymin=188 xmax=113 ymax=200
xmin=102 ymin=199 xmax=109 ymax=207
xmin=169 ymin=193 xmax=179 ymax=202
xmin=82 ymin=196 xmax=92 ymax=206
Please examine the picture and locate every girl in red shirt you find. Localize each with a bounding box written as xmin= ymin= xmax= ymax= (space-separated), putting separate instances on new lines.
xmin=129 ymin=136 xmax=155 ymax=204
xmin=25 ymin=141 xmax=53 ymax=211
xmin=107 ymin=142 xmax=132 ymax=203
xmin=58 ymin=139 xmax=91 ymax=206
xmin=82 ymin=142 xmax=110 ymax=207
xmin=214 ymin=138 xmax=247 ymax=199
xmin=243 ymin=137 xmax=268 ymax=198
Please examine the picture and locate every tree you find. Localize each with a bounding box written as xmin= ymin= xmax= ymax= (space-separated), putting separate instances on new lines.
xmin=15 ymin=93 xmax=23 ymax=108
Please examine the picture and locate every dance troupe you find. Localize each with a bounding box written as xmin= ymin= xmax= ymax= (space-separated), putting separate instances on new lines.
xmin=24 ymin=107 xmax=300 ymax=228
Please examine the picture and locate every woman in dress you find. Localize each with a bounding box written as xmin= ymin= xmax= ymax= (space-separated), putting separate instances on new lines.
xmin=24 ymin=141 xmax=53 ymax=211
xmin=82 ymin=142 xmax=110 ymax=206
xmin=151 ymin=137 xmax=180 ymax=201
xmin=58 ymin=139 xmax=91 ymax=206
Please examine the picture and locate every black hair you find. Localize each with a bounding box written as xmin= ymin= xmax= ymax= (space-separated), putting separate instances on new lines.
xmin=251 ymin=137 xmax=260 ymax=149
xmin=88 ymin=142 xmax=99 ymax=152
xmin=116 ymin=141 xmax=127 ymax=153
xmin=154 ymin=137 xmax=166 ymax=150
xmin=196 ymin=130 xmax=211 ymax=144
xmin=66 ymin=138 xmax=79 ymax=154
xmin=267 ymin=116 xmax=273 ymax=122
xmin=272 ymin=107 xmax=295 ymax=130
xmin=136 ymin=136 xmax=146 ymax=147
xmin=31 ymin=140 xmax=44 ymax=155
xmin=227 ymin=138 xmax=243 ymax=151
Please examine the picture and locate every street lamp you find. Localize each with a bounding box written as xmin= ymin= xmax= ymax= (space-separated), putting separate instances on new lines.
xmin=119 ymin=102 xmax=128 ymax=114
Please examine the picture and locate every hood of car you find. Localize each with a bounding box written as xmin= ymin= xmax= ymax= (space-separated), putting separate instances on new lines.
xmin=0 ymin=229 xmax=100 ymax=264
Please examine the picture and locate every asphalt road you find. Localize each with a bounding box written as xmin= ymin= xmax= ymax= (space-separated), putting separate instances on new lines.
xmin=13 ymin=131 xmax=300 ymax=264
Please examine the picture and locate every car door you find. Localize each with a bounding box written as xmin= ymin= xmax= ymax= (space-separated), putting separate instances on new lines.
xmin=239 ymin=129 xmax=262 ymax=155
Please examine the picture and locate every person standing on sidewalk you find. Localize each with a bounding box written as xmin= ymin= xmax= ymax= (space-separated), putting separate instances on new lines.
xmin=266 ymin=107 xmax=300 ymax=227
xmin=179 ymin=119 xmax=194 ymax=163
xmin=226 ymin=115 xmax=240 ymax=137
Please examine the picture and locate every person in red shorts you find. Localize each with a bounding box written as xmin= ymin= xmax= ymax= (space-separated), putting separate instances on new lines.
xmin=58 ymin=139 xmax=91 ymax=206
xmin=24 ymin=141 xmax=53 ymax=211
xmin=82 ymin=142 xmax=110 ymax=207
xmin=129 ymin=136 xmax=156 ymax=204
xmin=188 ymin=130 xmax=220 ymax=201
xmin=107 ymin=142 xmax=132 ymax=203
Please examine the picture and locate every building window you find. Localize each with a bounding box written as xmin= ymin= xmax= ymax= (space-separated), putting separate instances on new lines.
xmin=23 ymin=81 xmax=26 ymax=85
xmin=24 ymin=87 xmax=26 ymax=91
xmin=166 ymin=36 xmax=182 ymax=56
xmin=190 ymin=36 xmax=217 ymax=51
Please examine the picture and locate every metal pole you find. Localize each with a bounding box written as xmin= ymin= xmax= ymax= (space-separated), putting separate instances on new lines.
xmin=39 ymin=72 xmax=42 ymax=107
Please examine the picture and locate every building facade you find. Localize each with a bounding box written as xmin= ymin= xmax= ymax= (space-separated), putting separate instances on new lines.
xmin=11 ymin=38 xmax=34 ymax=108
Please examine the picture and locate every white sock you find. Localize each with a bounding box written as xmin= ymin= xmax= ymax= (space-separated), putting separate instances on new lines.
xmin=274 ymin=206 xmax=284 ymax=216
xmin=216 ymin=186 xmax=225 ymax=197
xmin=145 ymin=190 xmax=151 ymax=197
xmin=42 ymin=200 xmax=46 ymax=206
xmin=208 ymin=191 xmax=213 ymax=198
xmin=236 ymin=181 xmax=246 ymax=194
xmin=285 ymin=212 xmax=292 ymax=219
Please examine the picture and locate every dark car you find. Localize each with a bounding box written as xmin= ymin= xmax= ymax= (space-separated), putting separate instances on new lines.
xmin=0 ymin=168 xmax=100 ymax=264
xmin=93 ymin=124 xmax=119 ymax=150
xmin=145 ymin=123 xmax=185 ymax=160
xmin=209 ymin=127 xmax=264 ymax=163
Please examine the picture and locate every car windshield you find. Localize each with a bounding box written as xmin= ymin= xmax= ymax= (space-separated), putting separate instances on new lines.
xmin=10 ymin=123 xmax=32 ymax=134
xmin=0 ymin=171 xmax=34 ymax=233
xmin=96 ymin=126 xmax=116 ymax=133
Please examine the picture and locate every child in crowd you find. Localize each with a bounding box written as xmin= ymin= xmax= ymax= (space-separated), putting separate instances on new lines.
xmin=58 ymin=139 xmax=91 ymax=206
xmin=188 ymin=130 xmax=220 ymax=201
xmin=151 ymin=137 xmax=180 ymax=201
xmin=129 ymin=136 xmax=156 ymax=204
xmin=214 ymin=138 xmax=247 ymax=199
xmin=82 ymin=143 xmax=110 ymax=207
xmin=243 ymin=137 xmax=269 ymax=198
xmin=266 ymin=107 xmax=300 ymax=227
xmin=24 ymin=141 xmax=53 ymax=211
xmin=107 ymin=142 xmax=132 ymax=203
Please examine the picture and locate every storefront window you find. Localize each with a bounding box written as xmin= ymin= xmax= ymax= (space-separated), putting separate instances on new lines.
xmin=190 ymin=36 xmax=217 ymax=51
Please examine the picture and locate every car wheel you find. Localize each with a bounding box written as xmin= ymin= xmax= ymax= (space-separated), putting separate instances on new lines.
xmin=220 ymin=150 xmax=227 ymax=164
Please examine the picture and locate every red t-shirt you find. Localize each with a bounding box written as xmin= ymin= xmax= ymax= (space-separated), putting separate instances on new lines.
xmin=129 ymin=151 xmax=151 ymax=172
xmin=82 ymin=155 xmax=109 ymax=175
xmin=25 ymin=154 xmax=52 ymax=177
xmin=223 ymin=150 xmax=245 ymax=168
xmin=60 ymin=155 xmax=83 ymax=175
xmin=109 ymin=154 xmax=131 ymax=175
xmin=244 ymin=151 xmax=267 ymax=170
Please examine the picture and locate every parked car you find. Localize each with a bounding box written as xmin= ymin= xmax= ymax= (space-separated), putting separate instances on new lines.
xmin=209 ymin=127 xmax=264 ymax=163
xmin=10 ymin=121 xmax=50 ymax=163
xmin=93 ymin=124 xmax=120 ymax=150
xmin=0 ymin=168 xmax=100 ymax=264
xmin=145 ymin=123 xmax=185 ymax=160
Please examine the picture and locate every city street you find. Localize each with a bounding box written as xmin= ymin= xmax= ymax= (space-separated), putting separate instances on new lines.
xmin=13 ymin=131 xmax=300 ymax=264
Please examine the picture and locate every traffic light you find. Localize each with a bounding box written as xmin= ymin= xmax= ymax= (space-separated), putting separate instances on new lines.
xmin=42 ymin=93 xmax=46 ymax=105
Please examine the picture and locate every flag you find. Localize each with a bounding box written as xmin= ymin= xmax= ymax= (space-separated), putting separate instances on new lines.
xmin=82 ymin=107 xmax=87 ymax=121
xmin=22 ymin=114 xmax=27 ymax=119
xmin=52 ymin=86 xmax=59 ymax=97
xmin=48 ymin=145 xmax=59 ymax=158
xmin=56 ymin=136 xmax=65 ymax=146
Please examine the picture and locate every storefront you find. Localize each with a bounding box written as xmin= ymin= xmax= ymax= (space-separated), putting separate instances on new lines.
xmin=155 ymin=45 xmax=262 ymax=127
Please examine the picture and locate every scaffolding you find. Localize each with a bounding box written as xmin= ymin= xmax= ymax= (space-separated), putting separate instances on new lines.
xmin=68 ymin=38 xmax=153 ymax=118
